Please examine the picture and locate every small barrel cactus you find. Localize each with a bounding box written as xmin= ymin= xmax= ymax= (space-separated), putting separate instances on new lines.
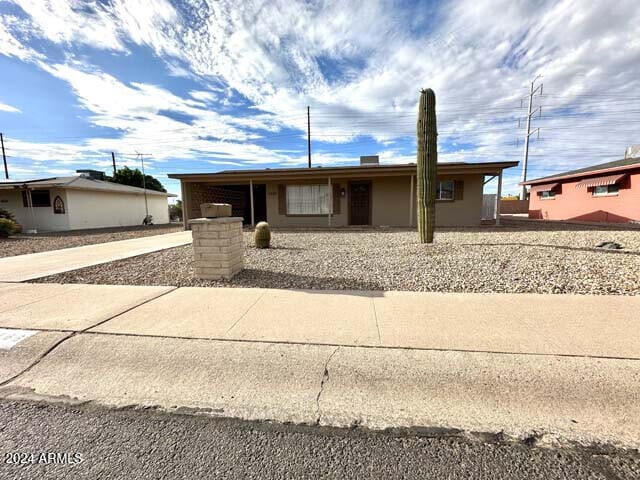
xmin=254 ymin=221 xmax=271 ymax=248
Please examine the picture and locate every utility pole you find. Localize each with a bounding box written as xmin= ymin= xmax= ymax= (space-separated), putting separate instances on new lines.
xmin=519 ymin=75 xmax=543 ymax=200
xmin=1 ymin=133 xmax=8 ymax=179
xmin=111 ymin=151 xmax=116 ymax=175
xmin=136 ymin=152 xmax=153 ymax=224
xmin=307 ymin=105 xmax=311 ymax=168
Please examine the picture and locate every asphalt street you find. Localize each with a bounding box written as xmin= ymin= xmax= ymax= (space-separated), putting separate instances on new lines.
xmin=0 ymin=400 xmax=638 ymax=480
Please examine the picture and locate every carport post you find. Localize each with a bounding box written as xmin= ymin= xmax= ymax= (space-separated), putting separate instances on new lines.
xmin=495 ymin=170 xmax=503 ymax=226
xmin=249 ymin=179 xmax=255 ymax=227
xmin=180 ymin=181 xmax=188 ymax=230
xmin=328 ymin=177 xmax=332 ymax=227
xmin=409 ymin=174 xmax=414 ymax=227
xmin=24 ymin=187 xmax=36 ymax=233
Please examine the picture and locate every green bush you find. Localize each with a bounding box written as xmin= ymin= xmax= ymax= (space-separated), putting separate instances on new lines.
xmin=0 ymin=207 xmax=16 ymax=222
xmin=0 ymin=208 xmax=21 ymax=233
xmin=0 ymin=218 xmax=19 ymax=238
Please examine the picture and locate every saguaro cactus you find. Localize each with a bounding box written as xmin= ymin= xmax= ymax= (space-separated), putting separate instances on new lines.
xmin=416 ymin=88 xmax=438 ymax=244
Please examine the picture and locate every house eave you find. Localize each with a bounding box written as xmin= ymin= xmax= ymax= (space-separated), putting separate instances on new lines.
xmin=169 ymin=161 xmax=519 ymax=183
xmin=521 ymin=162 xmax=640 ymax=186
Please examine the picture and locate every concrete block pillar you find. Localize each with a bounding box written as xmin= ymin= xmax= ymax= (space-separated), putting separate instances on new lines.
xmin=188 ymin=216 xmax=244 ymax=280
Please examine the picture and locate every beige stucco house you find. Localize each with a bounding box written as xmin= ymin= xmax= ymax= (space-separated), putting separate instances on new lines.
xmin=170 ymin=157 xmax=517 ymax=228
xmin=0 ymin=172 xmax=175 ymax=232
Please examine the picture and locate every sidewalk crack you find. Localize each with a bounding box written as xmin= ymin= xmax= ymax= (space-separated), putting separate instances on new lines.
xmin=224 ymin=290 xmax=267 ymax=336
xmin=315 ymin=346 xmax=340 ymax=426
xmin=0 ymin=286 xmax=178 ymax=389
xmin=371 ymin=297 xmax=382 ymax=344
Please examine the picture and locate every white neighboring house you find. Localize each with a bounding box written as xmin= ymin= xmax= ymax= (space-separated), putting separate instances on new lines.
xmin=0 ymin=171 xmax=175 ymax=232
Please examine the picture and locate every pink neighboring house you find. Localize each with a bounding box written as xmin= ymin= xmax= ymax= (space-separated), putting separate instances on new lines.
xmin=521 ymin=157 xmax=640 ymax=223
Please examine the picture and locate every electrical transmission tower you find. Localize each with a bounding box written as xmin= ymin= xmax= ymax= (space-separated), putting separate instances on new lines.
xmin=519 ymin=75 xmax=543 ymax=200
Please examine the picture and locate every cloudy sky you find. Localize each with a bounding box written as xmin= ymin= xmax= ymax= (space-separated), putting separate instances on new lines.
xmin=0 ymin=0 xmax=638 ymax=197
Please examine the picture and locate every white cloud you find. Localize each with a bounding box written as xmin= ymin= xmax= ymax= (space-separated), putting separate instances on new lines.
xmin=0 ymin=101 xmax=21 ymax=113
xmin=189 ymin=90 xmax=217 ymax=102
xmin=0 ymin=15 xmax=44 ymax=61
xmin=13 ymin=0 xmax=125 ymax=51
xmin=3 ymin=0 xmax=640 ymax=194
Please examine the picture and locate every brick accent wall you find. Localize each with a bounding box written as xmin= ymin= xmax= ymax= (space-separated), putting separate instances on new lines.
xmin=187 ymin=183 xmax=246 ymax=220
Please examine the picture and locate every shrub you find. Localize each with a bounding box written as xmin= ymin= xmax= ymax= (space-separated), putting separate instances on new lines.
xmin=0 ymin=218 xmax=19 ymax=238
xmin=0 ymin=207 xmax=16 ymax=222
xmin=0 ymin=208 xmax=21 ymax=233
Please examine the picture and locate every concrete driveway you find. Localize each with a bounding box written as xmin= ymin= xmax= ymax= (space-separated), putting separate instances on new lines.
xmin=0 ymin=230 xmax=191 ymax=282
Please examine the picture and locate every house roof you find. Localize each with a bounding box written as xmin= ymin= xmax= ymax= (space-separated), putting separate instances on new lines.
xmin=0 ymin=175 xmax=176 ymax=197
xmin=168 ymin=161 xmax=519 ymax=182
xmin=522 ymin=157 xmax=640 ymax=186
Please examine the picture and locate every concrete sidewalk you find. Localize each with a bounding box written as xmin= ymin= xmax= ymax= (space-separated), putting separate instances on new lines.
xmin=0 ymin=282 xmax=639 ymax=448
xmin=1 ymin=283 xmax=638 ymax=358
xmin=0 ymin=231 xmax=192 ymax=282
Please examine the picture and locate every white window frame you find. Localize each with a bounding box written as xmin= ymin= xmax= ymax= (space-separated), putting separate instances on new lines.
xmin=436 ymin=180 xmax=455 ymax=201
xmin=286 ymin=184 xmax=330 ymax=215
xmin=540 ymin=190 xmax=556 ymax=200
xmin=592 ymin=184 xmax=619 ymax=197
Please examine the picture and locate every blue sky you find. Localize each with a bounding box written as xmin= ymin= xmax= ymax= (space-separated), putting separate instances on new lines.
xmin=1 ymin=0 xmax=639 ymax=198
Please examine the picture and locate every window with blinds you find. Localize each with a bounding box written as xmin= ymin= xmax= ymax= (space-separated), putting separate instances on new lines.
xmin=286 ymin=185 xmax=330 ymax=214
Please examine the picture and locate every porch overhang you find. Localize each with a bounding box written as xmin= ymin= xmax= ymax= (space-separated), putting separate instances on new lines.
xmin=169 ymin=161 xmax=519 ymax=184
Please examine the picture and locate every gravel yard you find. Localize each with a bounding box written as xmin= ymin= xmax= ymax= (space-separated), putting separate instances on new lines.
xmin=38 ymin=226 xmax=640 ymax=295
xmin=0 ymin=224 xmax=183 ymax=258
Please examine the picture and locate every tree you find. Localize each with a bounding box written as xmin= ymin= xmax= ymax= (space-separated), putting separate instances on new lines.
xmin=110 ymin=166 xmax=166 ymax=193
xmin=169 ymin=199 xmax=182 ymax=221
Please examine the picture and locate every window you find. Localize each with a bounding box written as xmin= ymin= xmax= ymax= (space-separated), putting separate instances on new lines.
xmin=21 ymin=189 xmax=51 ymax=207
xmin=593 ymin=184 xmax=619 ymax=196
xmin=436 ymin=180 xmax=455 ymax=200
xmin=286 ymin=185 xmax=330 ymax=215
xmin=53 ymin=195 xmax=65 ymax=214
xmin=540 ymin=190 xmax=556 ymax=199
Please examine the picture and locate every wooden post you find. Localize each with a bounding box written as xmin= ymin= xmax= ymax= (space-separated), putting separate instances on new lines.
xmin=409 ymin=174 xmax=414 ymax=227
xmin=328 ymin=177 xmax=332 ymax=227
xmin=249 ymin=179 xmax=255 ymax=227
xmin=495 ymin=170 xmax=503 ymax=226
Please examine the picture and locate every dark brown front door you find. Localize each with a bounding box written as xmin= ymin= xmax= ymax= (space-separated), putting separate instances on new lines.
xmin=349 ymin=182 xmax=371 ymax=225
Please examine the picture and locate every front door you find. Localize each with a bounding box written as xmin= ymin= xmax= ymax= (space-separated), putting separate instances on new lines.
xmin=349 ymin=182 xmax=371 ymax=225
